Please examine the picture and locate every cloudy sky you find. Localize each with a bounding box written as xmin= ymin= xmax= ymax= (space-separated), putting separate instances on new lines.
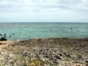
xmin=0 ymin=0 xmax=88 ymax=22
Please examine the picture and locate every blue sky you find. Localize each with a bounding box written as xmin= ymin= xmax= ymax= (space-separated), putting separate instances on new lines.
xmin=0 ymin=0 xmax=88 ymax=22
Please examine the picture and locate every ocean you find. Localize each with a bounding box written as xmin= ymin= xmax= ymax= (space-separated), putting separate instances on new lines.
xmin=0 ymin=22 xmax=88 ymax=40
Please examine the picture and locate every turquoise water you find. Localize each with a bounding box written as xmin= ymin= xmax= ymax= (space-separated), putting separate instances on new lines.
xmin=0 ymin=22 xmax=88 ymax=40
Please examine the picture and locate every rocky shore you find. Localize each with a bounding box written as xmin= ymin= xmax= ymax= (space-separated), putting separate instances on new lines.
xmin=0 ymin=38 xmax=88 ymax=66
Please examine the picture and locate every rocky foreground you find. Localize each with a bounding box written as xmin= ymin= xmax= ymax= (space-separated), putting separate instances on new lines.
xmin=0 ymin=38 xmax=88 ymax=66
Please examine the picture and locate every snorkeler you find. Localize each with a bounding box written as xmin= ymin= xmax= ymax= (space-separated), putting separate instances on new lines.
xmin=9 ymin=33 xmax=12 ymax=37
xmin=13 ymin=33 xmax=15 ymax=35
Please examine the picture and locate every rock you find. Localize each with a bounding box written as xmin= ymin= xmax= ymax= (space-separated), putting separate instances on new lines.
xmin=21 ymin=63 xmax=27 ymax=66
xmin=1 ymin=51 xmax=4 ymax=55
xmin=9 ymin=54 xmax=14 ymax=58
xmin=55 ymin=55 xmax=61 ymax=60
xmin=0 ymin=57 xmax=5 ymax=60
xmin=85 ymin=60 xmax=88 ymax=63
xmin=0 ymin=38 xmax=88 ymax=65
xmin=59 ymin=54 xmax=62 ymax=56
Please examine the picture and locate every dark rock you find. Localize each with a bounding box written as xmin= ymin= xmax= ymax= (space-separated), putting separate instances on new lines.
xmin=86 ymin=64 xmax=88 ymax=66
xmin=66 ymin=54 xmax=71 ymax=58
xmin=45 ymin=55 xmax=49 ymax=58
xmin=59 ymin=54 xmax=62 ymax=56
xmin=0 ymin=37 xmax=7 ymax=41
xmin=55 ymin=55 xmax=61 ymax=60
xmin=22 ymin=51 xmax=28 ymax=57
xmin=86 ymin=60 xmax=88 ymax=63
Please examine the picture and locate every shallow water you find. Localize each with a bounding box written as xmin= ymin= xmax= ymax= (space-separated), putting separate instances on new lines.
xmin=0 ymin=22 xmax=88 ymax=40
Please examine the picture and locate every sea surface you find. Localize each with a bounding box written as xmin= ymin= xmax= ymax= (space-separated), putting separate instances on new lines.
xmin=0 ymin=22 xmax=88 ymax=40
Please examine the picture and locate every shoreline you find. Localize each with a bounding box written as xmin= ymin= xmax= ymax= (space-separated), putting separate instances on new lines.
xmin=11 ymin=37 xmax=88 ymax=41
xmin=0 ymin=37 xmax=88 ymax=49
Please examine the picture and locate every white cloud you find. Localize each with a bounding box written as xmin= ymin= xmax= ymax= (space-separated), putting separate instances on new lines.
xmin=0 ymin=0 xmax=88 ymax=22
xmin=0 ymin=0 xmax=88 ymax=13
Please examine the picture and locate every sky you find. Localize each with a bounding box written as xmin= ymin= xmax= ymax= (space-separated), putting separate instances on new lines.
xmin=0 ymin=0 xmax=88 ymax=22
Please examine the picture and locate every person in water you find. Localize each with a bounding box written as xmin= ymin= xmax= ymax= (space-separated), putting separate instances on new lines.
xmin=4 ymin=34 xmax=6 ymax=39
xmin=9 ymin=35 xmax=12 ymax=37
xmin=9 ymin=33 xmax=12 ymax=37
xmin=13 ymin=33 xmax=15 ymax=35
xmin=71 ymin=28 xmax=73 ymax=30
xmin=0 ymin=34 xmax=7 ymax=41
xmin=0 ymin=34 xmax=2 ymax=36
xmin=9 ymin=33 xmax=15 ymax=38
xmin=0 ymin=34 xmax=2 ymax=40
